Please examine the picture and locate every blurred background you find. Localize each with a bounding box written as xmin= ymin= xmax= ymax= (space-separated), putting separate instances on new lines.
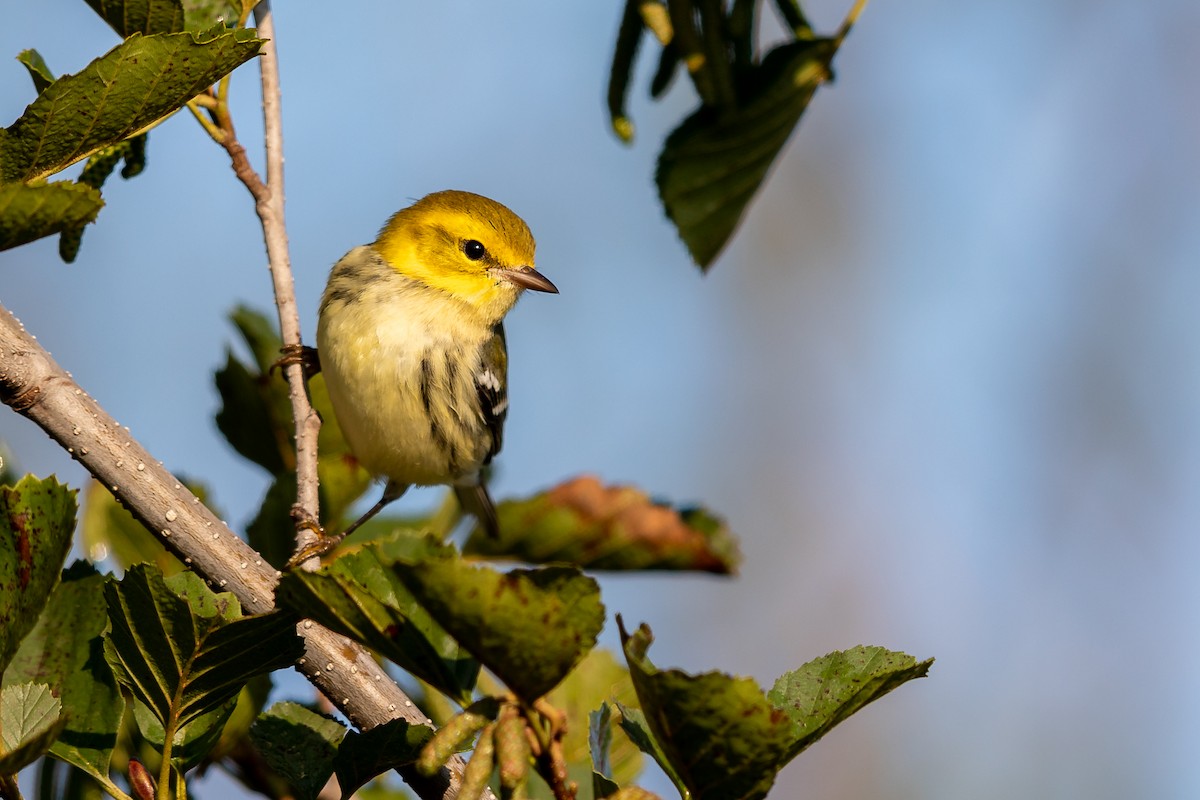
xmin=3 ymin=1 xmax=1199 ymax=797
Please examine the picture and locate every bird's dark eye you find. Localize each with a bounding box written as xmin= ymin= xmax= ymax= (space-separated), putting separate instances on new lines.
xmin=463 ymin=240 xmax=486 ymax=261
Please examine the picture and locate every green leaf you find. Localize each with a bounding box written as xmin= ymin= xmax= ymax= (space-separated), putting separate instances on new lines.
xmin=215 ymin=348 xmax=289 ymax=474
xmin=0 ymin=181 xmax=104 ymax=253
xmin=656 ymin=38 xmax=840 ymax=268
xmin=132 ymin=693 xmax=235 ymax=770
xmin=618 ymin=620 xmax=793 ymax=800
xmin=0 ymin=682 xmax=65 ymax=773
xmin=245 ymin=472 xmax=301 ymax=570
xmin=0 ymin=475 xmax=76 ymax=675
xmin=766 ymin=645 xmax=933 ymax=760
xmin=334 ymin=717 xmax=433 ymax=800
xmin=79 ymin=479 xmax=183 ymax=574
xmin=84 ymin=0 xmax=187 ymax=36
xmin=277 ymin=533 xmax=478 ymax=704
xmin=549 ymin=649 xmax=642 ymax=793
xmin=181 ymin=0 xmax=242 ymax=31
xmin=249 ymin=702 xmax=346 ymax=800
xmin=465 ymin=476 xmax=740 ymax=574
xmin=614 ymin=704 xmax=687 ymax=800
xmin=16 ymin=50 xmax=55 ymax=95
xmin=386 ymin=544 xmax=604 ymax=702
xmin=4 ymin=562 xmax=125 ymax=785
xmin=589 ymin=703 xmax=621 ymax=799
xmin=102 ymin=565 xmax=303 ymax=765
xmin=0 ymin=28 xmax=263 ymax=183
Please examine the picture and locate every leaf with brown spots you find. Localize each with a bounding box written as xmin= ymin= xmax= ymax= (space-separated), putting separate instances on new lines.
xmin=465 ymin=476 xmax=739 ymax=574
xmin=381 ymin=541 xmax=604 ymax=702
xmin=617 ymin=618 xmax=933 ymax=800
xmin=0 ymin=474 xmax=76 ymax=675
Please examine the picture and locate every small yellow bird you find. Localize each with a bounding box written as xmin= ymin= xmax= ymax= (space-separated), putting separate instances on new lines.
xmin=314 ymin=190 xmax=557 ymax=549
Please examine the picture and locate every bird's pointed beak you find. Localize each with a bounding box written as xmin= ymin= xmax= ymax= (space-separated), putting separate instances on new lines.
xmin=492 ymin=265 xmax=558 ymax=294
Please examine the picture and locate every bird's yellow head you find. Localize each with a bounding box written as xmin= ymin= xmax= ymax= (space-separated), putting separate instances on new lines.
xmin=374 ymin=190 xmax=557 ymax=323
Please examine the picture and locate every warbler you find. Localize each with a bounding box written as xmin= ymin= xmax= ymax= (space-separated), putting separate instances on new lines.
xmin=313 ymin=190 xmax=557 ymax=551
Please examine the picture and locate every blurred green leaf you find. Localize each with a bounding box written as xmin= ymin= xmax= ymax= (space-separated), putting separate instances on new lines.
xmin=0 ymin=682 xmax=65 ymax=773
xmin=615 ymin=704 xmax=687 ymax=800
xmin=0 ymin=475 xmax=76 ymax=675
xmin=80 ymin=479 xmax=183 ymax=575
xmin=656 ymin=37 xmax=840 ymax=268
xmin=277 ymin=533 xmax=478 ymax=704
xmin=249 ymin=701 xmax=346 ymax=800
xmin=102 ymin=565 xmax=302 ymax=766
xmin=16 ymin=49 xmax=55 ymax=95
xmin=386 ymin=544 xmax=604 ymax=702
xmin=767 ymin=645 xmax=933 ymax=760
xmin=0 ymin=27 xmax=262 ymax=183
xmin=84 ymin=0 xmax=187 ymax=36
xmin=334 ymin=717 xmax=433 ymax=799
xmin=466 ymin=475 xmax=739 ymax=574
xmin=215 ymin=348 xmax=289 ymax=474
xmin=4 ymin=562 xmax=125 ymax=785
xmin=0 ymin=181 xmax=104 ymax=253
xmin=182 ymin=0 xmax=242 ymax=31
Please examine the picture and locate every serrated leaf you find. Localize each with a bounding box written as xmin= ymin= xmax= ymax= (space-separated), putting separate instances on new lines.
xmin=1 ymin=28 xmax=262 ymax=183
xmin=334 ymin=717 xmax=433 ymax=800
xmin=17 ymin=49 xmax=55 ymax=95
xmin=385 ymin=545 xmax=604 ymax=701
xmin=619 ymin=620 xmax=793 ymax=800
xmin=277 ymin=533 xmax=477 ymax=703
xmin=249 ymin=701 xmax=346 ymax=800
xmin=84 ymin=0 xmax=186 ymax=36
xmin=4 ymin=562 xmax=124 ymax=784
xmin=466 ymin=475 xmax=740 ymax=574
xmin=0 ymin=682 xmax=65 ymax=773
xmin=102 ymin=564 xmax=303 ymax=765
xmin=656 ymin=38 xmax=840 ymax=268
xmin=133 ymin=693 xmax=235 ymax=770
xmin=0 ymin=181 xmax=104 ymax=253
xmin=0 ymin=474 xmax=76 ymax=675
xmin=766 ymin=645 xmax=933 ymax=760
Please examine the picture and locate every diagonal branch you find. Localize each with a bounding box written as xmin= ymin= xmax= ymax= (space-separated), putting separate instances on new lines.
xmin=0 ymin=303 xmax=477 ymax=800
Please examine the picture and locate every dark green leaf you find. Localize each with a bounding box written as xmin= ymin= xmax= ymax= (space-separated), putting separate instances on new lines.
xmin=277 ymin=533 xmax=478 ymax=703
xmin=215 ymin=348 xmax=289 ymax=474
xmin=386 ymin=544 xmax=604 ymax=701
xmin=618 ymin=619 xmax=791 ymax=800
xmin=1 ymin=28 xmax=263 ymax=183
xmin=249 ymin=702 xmax=346 ymax=800
xmin=465 ymin=475 xmax=739 ymax=574
xmin=615 ymin=704 xmax=687 ymax=800
xmin=656 ymin=38 xmax=839 ymax=268
xmin=16 ymin=50 xmax=55 ymax=95
xmin=84 ymin=0 xmax=186 ymax=36
xmin=335 ymin=717 xmax=433 ymax=799
xmin=4 ymin=562 xmax=124 ymax=785
xmin=102 ymin=565 xmax=303 ymax=763
xmin=766 ymin=645 xmax=933 ymax=760
xmin=132 ymin=693 xmax=235 ymax=770
xmin=0 ymin=181 xmax=104 ymax=253
xmin=245 ymin=471 xmax=300 ymax=570
xmin=0 ymin=682 xmax=65 ymax=773
xmin=0 ymin=475 xmax=76 ymax=675
xmin=607 ymin=0 xmax=645 ymax=143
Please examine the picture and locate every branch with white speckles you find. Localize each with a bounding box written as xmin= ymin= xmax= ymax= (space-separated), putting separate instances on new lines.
xmin=0 ymin=302 xmax=481 ymax=800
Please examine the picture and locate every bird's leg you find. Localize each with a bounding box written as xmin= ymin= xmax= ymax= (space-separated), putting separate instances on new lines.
xmin=286 ymin=481 xmax=408 ymax=568
xmin=272 ymin=343 xmax=321 ymax=379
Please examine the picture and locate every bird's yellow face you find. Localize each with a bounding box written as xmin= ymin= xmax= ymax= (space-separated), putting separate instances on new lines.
xmin=373 ymin=190 xmax=556 ymax=322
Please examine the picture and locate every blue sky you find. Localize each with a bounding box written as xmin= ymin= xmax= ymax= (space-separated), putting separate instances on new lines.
xmin=4 ymin=2 xmax=1200 ymax=798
